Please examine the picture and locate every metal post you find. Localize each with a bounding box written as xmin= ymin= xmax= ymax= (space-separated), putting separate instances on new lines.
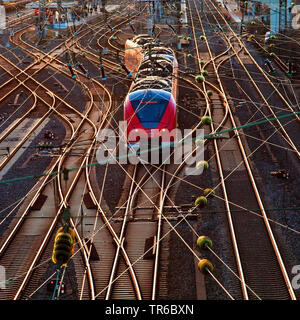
xmin=57 ymin=0 xmax=61 ymax=32
xmin=240 ymin=1 xmax=244 ymax=35
xmin=80 ymin=204 xmax=84 ymax=238
xmin=37 ymin=0 xmax=46 ymax=42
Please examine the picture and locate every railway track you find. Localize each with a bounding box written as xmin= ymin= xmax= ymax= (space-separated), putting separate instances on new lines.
xmin=9 ymin=5 xmax=149 ymax=298
xmin=2 ymin=4 xmax=150 ymax=300
xmin=210 ymin=3 xmax=300 ymax=154
xmin=0 ymin=10 xmax=117 ymax=299
xmin=186 ymin=0 xmax=297 ymax=299
xmin=63 ymin=4 xmax=219 ymax=300
xmin=1 ymin=0 xmax=297 ymax=301
xmin=0 ymin=9 xmax=122 ymax=173
xmin=103 ymin=165 xmax=165 ymax=300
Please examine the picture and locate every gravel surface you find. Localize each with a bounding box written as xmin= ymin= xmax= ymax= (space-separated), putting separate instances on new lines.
xmin=0 ymin=30 xmax=34 ymax=68
xmin=34 ymin=68 xmax=88 ymax=113
xmin=0 ymin=114 xmax=66 ymax=237
xmin=0 ymin=91 xmax=33 ymax=134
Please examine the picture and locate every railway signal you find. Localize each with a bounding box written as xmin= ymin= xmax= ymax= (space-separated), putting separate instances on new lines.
xmin=270 ymin=170 xmax=289 ymax=179
xmin=44 ymin=130 xmax=55 ymax=139
xmin=47 ymin=279 xmax=65 ymax=294
xmin=265 ymin=59 xmax=276 ymax=75
xmin=287 ymin=60 xmax=295 ymax=77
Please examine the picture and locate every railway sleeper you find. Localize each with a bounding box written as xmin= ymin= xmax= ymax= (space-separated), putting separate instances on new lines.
xmin=30 ymin=194 xmax=48 ymax=211
xmin=144 ymin=235 xmax=156 ymax=260
xmin=84 ymin=238 xmax=100 ymax=261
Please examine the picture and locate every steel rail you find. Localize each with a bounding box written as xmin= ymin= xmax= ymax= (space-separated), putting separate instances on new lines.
xmin=201 ymin=0 xmax=297 ymax=300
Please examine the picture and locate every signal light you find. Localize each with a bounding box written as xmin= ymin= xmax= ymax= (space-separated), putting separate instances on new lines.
xmin=47 ymin=279 xmax=65 ymax=293
xmin=270 ymin=170 xmax=289 ymax=179
xmin=44 ymin=130 xmax=54 ymax=139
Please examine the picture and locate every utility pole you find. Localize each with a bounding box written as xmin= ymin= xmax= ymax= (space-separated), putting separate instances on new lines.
xmin=37 ymin=0 xmax=47 ymax=42
xmin=57 ymin=0 xmax=62 ymax=34
xmin=240 ymin=0 xmax=245 ymax=35
xmin=80 ymin=204 xmax=84 ymax=237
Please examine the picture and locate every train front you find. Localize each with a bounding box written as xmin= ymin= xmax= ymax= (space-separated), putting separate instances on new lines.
xmin=124 ymin=88 xmax=177 ymax=157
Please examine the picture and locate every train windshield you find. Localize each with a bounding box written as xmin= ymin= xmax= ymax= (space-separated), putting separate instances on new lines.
xmin=129 ymin=90 xmax=170 ymax=129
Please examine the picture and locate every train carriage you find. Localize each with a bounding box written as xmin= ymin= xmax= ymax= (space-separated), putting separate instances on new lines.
xmin=124 ymin=35 xmax=178 ymax=153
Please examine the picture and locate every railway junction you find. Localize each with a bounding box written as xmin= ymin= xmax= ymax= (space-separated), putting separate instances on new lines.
xmin=0 ymin=0 xmax=299 ymax=302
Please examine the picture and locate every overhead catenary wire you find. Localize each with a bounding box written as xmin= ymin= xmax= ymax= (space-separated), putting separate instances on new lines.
xmin=0 ymin=109 xmax=298 ymax=185
xmin=1 ymin=0 xmax=298 ymax=300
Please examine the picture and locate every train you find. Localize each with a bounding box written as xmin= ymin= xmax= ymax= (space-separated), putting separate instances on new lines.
xmin=124 ymin=35 xmax=178 ymax=154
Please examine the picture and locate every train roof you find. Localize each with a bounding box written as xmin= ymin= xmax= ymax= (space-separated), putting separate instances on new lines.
xmin=131 ymin=77 xmax=172 ymax=93
xmin=132 ymin=34 xmax=153 ymax=46
xmin=131 ymin=35 xmax=175 ymax=56
xmin=127 ymin=35 xmax=177 ymax=94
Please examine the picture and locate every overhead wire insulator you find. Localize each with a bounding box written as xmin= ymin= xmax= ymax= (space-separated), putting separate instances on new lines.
xmin=167 ymin=23 xmax=176 ymax=35
xmin=115 ymin=50 xmax=120 ymax=63
xmin=77 ymin=62 xmax=89 ymax=77
xmin=197 ymin=236 xmax=213 ymax=250
xmin=99 ymin=50 xmax=106 ymax=80
xmin=100 ymin=65 xmax=106 ymax=80
xmin=198 ymin=259 xmax=214 ymax=274
xmin=106 ymin=23 xmax=114 ymax=32
xmin=67 ymin=63 xmax=76 ymax=79
xmin=71 ymin=52 xmax=77 ymax=64
xmin=63 ymin=167 xmax=69 ymax=181
xmin=129 ymin=22 xmax=136 ymax=34
xmin=152 ymin=24 xmax=156 ymax=36
xmin=288 ymin=60 xmax=294 ymax=76
xmin=73 ymin=21 xmax=77 ymax=35
xmin=51 ymin=225 xmax=75 ymax=267
xmin=120 ymin=62 xmax=132 ymax=77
